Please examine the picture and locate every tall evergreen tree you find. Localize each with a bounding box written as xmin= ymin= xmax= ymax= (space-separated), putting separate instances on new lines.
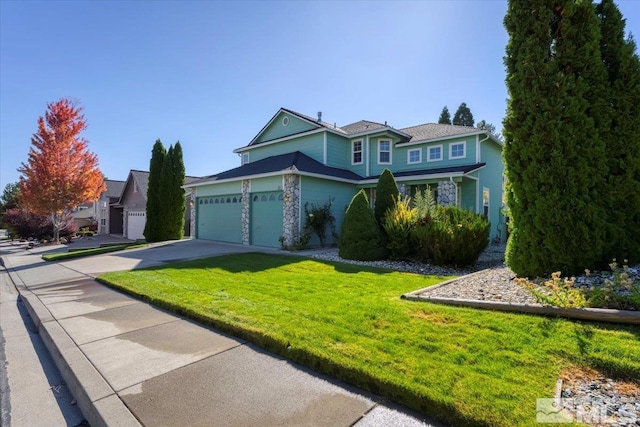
xmin=374 ymin=168 xmax=400 ymax=227
xmin=596 ymin=0 xmax=640 ymax=263
xmin=169 ymin=142 xmax=186 ymax=240
xmin=452 ymin=102 xmax=474 ymax=126
xmin=158 ymin=145 xmax=175 ymax=241
xmin=144 ymin=140 xmax=166 ymax=242
xmin=503 ymin=0 xmax=609 ymax=276
xmin=438 ymin=106 xmax=452 ymax=124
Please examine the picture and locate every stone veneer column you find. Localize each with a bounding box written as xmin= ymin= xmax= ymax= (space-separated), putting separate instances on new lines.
xmin=242 ymin=179 xmax=250 ymax=245
xmin=437 ymin=180 xmax=458 ymax=206
xmin=282 ymin=174 xmax=300 ymax=247
xmin=189 ymin=193 xmax=196 ymax=239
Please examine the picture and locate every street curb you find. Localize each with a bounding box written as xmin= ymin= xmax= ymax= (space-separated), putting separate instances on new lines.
xmin=1 ymin=256 xmax=141 ymax=427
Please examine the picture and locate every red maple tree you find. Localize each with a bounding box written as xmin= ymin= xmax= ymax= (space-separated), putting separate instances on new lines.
xmin=19 ymin=98 xmax=106 ymax=242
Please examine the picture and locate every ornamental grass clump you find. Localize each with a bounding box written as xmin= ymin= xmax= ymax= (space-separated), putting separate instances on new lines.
xmin=516 ymin=272 xmax=588 ymax=308
xmin=382 ymin=195 xmax=417 ymax=259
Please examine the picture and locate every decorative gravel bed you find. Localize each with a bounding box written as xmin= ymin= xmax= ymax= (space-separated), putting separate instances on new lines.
xmin=308 ymin=245 xmax=640 ymax=426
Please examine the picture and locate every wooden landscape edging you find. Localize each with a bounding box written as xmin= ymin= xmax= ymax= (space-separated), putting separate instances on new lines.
xmin=401 ymin=293 xmax=640 ymax=325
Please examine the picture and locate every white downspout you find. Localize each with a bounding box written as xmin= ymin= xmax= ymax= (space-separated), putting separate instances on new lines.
xmin=365 ymin=135 xmax=370 ymax=177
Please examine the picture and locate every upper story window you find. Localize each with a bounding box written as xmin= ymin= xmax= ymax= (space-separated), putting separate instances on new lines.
xmin=241 ymin=152 xmax=250 ymax=165
xmin=407 ymin=148 xmax=421 ymax=164
xmin=449 ymin=142 xmax=466 ymax=159
xmin=378 ymin=140 xmax=391 ymax=164
xmin=428 ymin=145 xmax=443 ymax=162
xmin=352 ymin=140 xmax=363 ymax=165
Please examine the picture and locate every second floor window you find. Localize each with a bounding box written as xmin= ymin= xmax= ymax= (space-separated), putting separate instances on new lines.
xmin=428 ymin=145 xmax=443 ymax=162
xmin=242 ymin=152 xmax=250 ymax=165
xmin=408 ymin=148 xmax=421 ymax=164
xmin=379 ymin=140 xmax=391 ymax=164
xmin=450 ymin=142 xmax=466 ymax=159
xmin=352 ymin=140 xmax=363 ymax=164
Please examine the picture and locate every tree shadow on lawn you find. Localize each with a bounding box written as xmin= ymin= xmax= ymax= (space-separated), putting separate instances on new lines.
xmin=540 ymin=317 xmax=640 ymax=380
xmin=143 ymin=252 xmax=414 ymax=276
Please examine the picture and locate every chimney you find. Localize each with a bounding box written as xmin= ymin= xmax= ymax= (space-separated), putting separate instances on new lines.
xmin=317 ymin=111 xmax=322 ymax=122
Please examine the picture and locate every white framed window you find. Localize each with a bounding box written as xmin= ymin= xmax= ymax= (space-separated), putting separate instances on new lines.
xmin=427 ymin=145 xmax=443 ymax=162
xmin=352 ymin=139 xmax=363 ymax=165
xmin=378 ymin=139 xmax=391 ymax=164
xmin=449 ymin=142 xmax=466 ymax=159
xmin=241 ymin=152 xmax=250 ymax=165
xmin=407 ymin=148 xmax=421 ymax=164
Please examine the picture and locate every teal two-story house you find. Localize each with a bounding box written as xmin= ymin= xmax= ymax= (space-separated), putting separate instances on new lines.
xmin=184 ymin=108 xmax=505 ymax=248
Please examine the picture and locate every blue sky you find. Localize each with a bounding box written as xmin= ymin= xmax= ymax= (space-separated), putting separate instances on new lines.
xmin=1 ymin=1 xmax=638 ymax=190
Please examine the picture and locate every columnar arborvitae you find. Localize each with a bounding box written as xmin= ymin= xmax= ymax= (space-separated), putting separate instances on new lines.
xmin=597 ymin=0 xmax=640 ymax=263
xmin=168 ymin=142 xmax=186 ymax=240
xmin=438 ymin=106 xmax=452 ymax=124
xmin=144 ymin=140 xmax=166 ymax=242
xmin=503 ymin=0 xmax=609 ymax=276
xmin=374 ymin=168 xmax=399 ymax=226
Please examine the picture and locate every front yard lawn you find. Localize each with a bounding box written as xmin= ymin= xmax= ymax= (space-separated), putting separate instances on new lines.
xmin=97 ymin=253 xmax=640 ymax=426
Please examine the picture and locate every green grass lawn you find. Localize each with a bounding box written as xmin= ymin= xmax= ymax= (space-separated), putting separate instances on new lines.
xmin=43 ymin=243 xmax=146 ymax=261
xmin=97 ymin=253 xmax=640 ymax=426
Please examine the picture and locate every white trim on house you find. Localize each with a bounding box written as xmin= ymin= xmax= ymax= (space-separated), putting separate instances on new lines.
xmin=347 ymin=127 xmax=411 ymax=139
xmin=378 ymin=139 xmax=392 ymax=165
xmin=449 ymin=141 xmax=466 ymax=159
xmin=358 ymin=165 xmax=486 ymax=185
xmin=323 ymin=132 xmax=327 ymax=165
xmin=365 ymin=135 xmax=370 ymax=177
xmin=427 ymin=145 xmax=443 ymax=162
xmin=396 ymin=131 xmax=502 ymax=147
xmin=407 ymin=148 xmax=421 ymax=164
xmin=235 ymin=128 xmax=326 ymax=153
xmin=351 ymin=139 xmax=363 ymax=165
xmin=241 ymin=152 xmax=250 ymax=165
xmin=184 ymin=170 xmax=361 ymax=190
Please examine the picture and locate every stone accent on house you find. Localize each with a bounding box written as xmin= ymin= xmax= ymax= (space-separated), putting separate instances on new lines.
xmin=282 ymin=174 xmax=300 ymax=248
xmin=189 ymin=193 xmax=196 ymax=239
xmin=241 ymin=179 xmax=251 ymax=245
xmin=437 ymin=180 xmax=457 ymax=206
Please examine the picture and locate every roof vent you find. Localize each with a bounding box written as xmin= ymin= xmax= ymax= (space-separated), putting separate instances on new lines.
xmin=385 ymin=121 xmax=387 ymax=126
xmin=317 ymin=111 xmax=322 ymax=122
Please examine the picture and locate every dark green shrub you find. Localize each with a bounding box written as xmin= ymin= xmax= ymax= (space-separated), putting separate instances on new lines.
xmin=382 ymin=195 xmax=417 ymax=259
xmin=339 ymin=190 xmax=387 ymax=261
xmin=374 ymin=169 xmax=399 ymax=226
xmin=413 ymin=205 xmax=489 ymax=267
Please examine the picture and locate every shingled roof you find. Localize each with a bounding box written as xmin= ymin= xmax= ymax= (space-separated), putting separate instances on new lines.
xmin=104 ymin=179 xmax=125 ymax=199
xmin=190 ymin=151 xmax=362 ymax=185
xmin=398 ymin=123 xmax=483 ymax=142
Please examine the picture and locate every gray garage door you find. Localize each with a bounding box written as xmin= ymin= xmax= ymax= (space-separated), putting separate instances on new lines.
xmin=250 ymin=191 xmax=284 ymax=247
xmin=197 ymin=195 xmax=242 ymax=243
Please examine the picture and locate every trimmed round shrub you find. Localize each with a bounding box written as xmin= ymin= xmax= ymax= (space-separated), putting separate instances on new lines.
xmin=339 ymin=190 xmax=387 ymax=261
xmin=413 ymin=205 xmax=490 ymax=267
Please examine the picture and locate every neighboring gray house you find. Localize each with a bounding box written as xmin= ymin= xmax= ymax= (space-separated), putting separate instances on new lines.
xmin=72 ymin=179 xmax=125 ymax=233
xmin=115 ymin=170 xmax=198 ymax=240
xmin=98 ymin=179 xmax=125 ymax=235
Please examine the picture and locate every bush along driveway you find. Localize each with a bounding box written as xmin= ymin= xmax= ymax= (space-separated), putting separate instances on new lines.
xmin=97 ymin=253 xmax=640 ymax=427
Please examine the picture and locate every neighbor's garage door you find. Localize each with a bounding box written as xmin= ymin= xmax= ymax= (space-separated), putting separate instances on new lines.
xmin=250 ymin=191 xmax=283 ymax=247
xmin=197 ymin=195 xmax=242 ymax=243
xmin=127 ymin=211 xmax=146 ymax=240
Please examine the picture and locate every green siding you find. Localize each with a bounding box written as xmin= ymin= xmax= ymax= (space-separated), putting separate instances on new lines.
xmin=480 ymin=140 xmax=505 ymax=241
xmin=250 ymin=191 xmax=284 ymax=247
xmin=196 ymin=181 xmax=241 ymax=197
xmin=460 ymin=179 xmax=477 ymax=212
xmin=325 ymin=133 xmax=351 ymax=169
xmin=300 ymin=177 xmax=357 ymax=247
xmin=255 ymin=112 xmax=318 ymax=144
xmin=250 ymin=176 xmax=282 ymax=192
xmin=248 ymin=133 xmax=324 ymax=163
xmin=196 ymin=195 xmax=242 ymax=243
xmin=367 ymin=136 xmax=403 ymax=177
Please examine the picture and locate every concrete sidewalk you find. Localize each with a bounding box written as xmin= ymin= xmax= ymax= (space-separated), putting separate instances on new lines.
xmin=1 ymin=240 xmax=439 ymax=427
